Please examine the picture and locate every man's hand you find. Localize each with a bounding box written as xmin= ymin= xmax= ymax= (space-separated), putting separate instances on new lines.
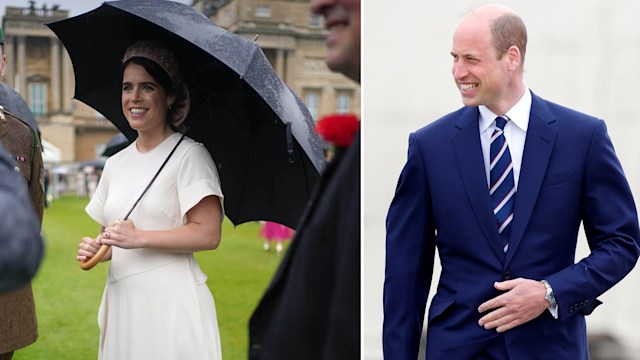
xmin=477 ymin=278 xmax=549 ymax=333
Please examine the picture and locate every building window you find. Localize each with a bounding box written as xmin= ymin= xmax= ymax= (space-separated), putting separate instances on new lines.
xmin=309 ymin=14 xmax=322 ymax=28
xmin=304 ymin=89 xmax=321 ymax=120
xmin=28 ymin=82 xmax=47 ymax=116
xmin=336 ymin=90 xmax=352 ymax=113
xmin=255 ymin=5 xmax=271 ymax=18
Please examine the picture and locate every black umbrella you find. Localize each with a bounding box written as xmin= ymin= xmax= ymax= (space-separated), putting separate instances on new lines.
xmin=47 ymin=0 xmax=324 ymax=229
xmin=102 ymin=133 xmax=130 ymax=157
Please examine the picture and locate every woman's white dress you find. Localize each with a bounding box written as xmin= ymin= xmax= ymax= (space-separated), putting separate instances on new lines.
xmin=86 ymin=133 xmax=224 ymax=360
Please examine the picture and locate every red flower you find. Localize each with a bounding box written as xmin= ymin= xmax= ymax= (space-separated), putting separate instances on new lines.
xmin=315 ymin=113 xmax=360 ymax=147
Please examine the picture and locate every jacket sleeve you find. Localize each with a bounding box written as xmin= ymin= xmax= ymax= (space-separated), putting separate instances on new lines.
xmin=0 ymin=144 xmax=44 ymax=293
xmin=546 ymin=119 xmax=640 ymax=319
xmin=383 ymin=132 xmax=436 ymax=359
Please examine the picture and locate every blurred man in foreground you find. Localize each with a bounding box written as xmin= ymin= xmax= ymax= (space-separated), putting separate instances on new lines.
xmin=249 ymin=0 xmax=361 ymax=358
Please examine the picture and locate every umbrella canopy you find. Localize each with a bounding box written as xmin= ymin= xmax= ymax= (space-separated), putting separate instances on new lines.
xmin=102 ymin=133 xmax=130 ymax=157
xmin=47 ymin=0 xmax=324 ymax=229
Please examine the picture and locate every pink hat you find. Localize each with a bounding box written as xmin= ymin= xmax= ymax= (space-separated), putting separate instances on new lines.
xmin=123 ymin=40 xmax=190 ymax=132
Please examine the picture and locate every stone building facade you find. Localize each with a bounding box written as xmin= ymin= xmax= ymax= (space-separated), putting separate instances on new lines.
xmin=195 ymin=0 xmax=360 ymax=120
xmin=1 ymin=4 xmax=116 ymax=163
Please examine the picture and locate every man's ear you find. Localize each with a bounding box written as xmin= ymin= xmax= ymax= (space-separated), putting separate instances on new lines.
xmin=507 ymin=45 xmax=521 ymax=71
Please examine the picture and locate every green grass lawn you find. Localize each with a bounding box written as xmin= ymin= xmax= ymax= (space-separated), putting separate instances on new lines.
xmin=14 ymin=195 xmax=287 ymax=360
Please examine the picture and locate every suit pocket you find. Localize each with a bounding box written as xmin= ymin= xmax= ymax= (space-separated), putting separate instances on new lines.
xmin=541 ymin=170 xmax=579 ymax=188
xmin=428 ymin=298 xmax=456 ymax=323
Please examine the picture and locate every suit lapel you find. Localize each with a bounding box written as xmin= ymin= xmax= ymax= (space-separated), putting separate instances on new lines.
xmin=453 ymin=108 xmax=504 ymax=262
xmin=504 ymin=93 xmax=557 ymax=267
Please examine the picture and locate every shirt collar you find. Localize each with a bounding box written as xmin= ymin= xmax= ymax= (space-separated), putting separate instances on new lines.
xmin=478 ymin=83 xmax=531 ymax=133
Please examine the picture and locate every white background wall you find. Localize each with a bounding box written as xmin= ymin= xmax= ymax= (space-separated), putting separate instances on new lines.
xmin=363 ymin=1 xmax=640 ymax=358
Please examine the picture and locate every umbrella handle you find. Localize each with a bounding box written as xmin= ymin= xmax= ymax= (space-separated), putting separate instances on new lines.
xmin=79 ymin=244 xmax=111 ymax=271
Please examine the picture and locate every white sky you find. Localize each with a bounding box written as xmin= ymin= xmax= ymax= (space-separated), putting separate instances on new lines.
xmin=1 ymin=0 xmax=192 ymax=18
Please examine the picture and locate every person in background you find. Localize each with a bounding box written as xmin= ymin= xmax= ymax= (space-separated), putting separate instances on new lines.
xmin=0 ymin=26 xmax=45 ymax=360
xmin=384 ymin=5 xmax=640 ymax=359
xmin=249 ymin=0 xmax=361 ymax=358
xmin=259 ymin=221 xmax=294 ymax=255
xmin=43 ymin=168 xmax=50 ymax=208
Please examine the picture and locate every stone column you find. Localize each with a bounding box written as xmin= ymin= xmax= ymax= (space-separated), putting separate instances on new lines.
xmin=16 ymin=35 xmax=27 ymax=95
xmin=50 ymin=37 xmax=61 ymax=113
xmin=3 ymin=35 xmax=16 ymax=88
xmin=62 ymin=49 xmax=74 ymax=113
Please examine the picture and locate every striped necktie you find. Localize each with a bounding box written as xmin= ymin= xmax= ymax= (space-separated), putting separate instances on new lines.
xmin=490 ymin=116 xmax=515 ymax=253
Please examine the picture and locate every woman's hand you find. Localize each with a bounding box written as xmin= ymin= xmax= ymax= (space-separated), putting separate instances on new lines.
xmin=101 ymin=219 xmax=143 ymax=249
xmin=77 ymin=234 xmax=103 ymax=262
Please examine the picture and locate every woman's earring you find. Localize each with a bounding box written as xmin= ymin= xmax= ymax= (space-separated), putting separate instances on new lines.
xmin=168 ymin=103 xmax=173 ymax=110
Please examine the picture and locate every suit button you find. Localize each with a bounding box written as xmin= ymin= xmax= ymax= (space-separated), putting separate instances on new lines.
xmin=502 ymin=271 xmax=511 ymax=280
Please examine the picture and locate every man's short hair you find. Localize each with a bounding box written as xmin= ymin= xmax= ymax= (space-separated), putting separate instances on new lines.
xmin=491 ymin=13 xmax=527 ymax=66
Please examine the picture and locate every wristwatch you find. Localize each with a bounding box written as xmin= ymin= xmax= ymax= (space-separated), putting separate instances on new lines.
xmin=541 ymin=280 xmax=557 ymax=307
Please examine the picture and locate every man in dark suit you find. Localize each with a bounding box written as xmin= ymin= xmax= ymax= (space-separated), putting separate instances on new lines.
xmin=384 ymin=4 xmax=640 ymax=359
xmin=249 ymin=0 xmax=360 ymax=358
xmin=0 ymin=27 xmax=44 ymax=360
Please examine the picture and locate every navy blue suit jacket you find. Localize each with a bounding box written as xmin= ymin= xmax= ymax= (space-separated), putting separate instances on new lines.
xmin=384 ymin=92 xmax=640 ymax=359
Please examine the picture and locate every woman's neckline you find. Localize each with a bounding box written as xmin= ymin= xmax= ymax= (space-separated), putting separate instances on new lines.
xmin=135 ymin=131 xmax=180 ymax=155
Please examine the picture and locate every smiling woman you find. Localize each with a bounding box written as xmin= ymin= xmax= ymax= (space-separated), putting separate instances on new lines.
xmin=119 ymin=40 xmax=190 ymax=146
xmin=121 ymin=61 xmax=176 ymax=144
xmin=77 ymin=39 xmax=225 ymax=360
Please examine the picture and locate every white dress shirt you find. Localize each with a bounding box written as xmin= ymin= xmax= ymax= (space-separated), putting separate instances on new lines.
xmin=477 ymin=85 xmax=559 ymax=318
xmin=478 ymin=86 xmax=530 ymax=190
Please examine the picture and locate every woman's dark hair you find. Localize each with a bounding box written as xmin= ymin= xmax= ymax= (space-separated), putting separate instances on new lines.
xmin=122 ymin=57 xmax=177 ymax=96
